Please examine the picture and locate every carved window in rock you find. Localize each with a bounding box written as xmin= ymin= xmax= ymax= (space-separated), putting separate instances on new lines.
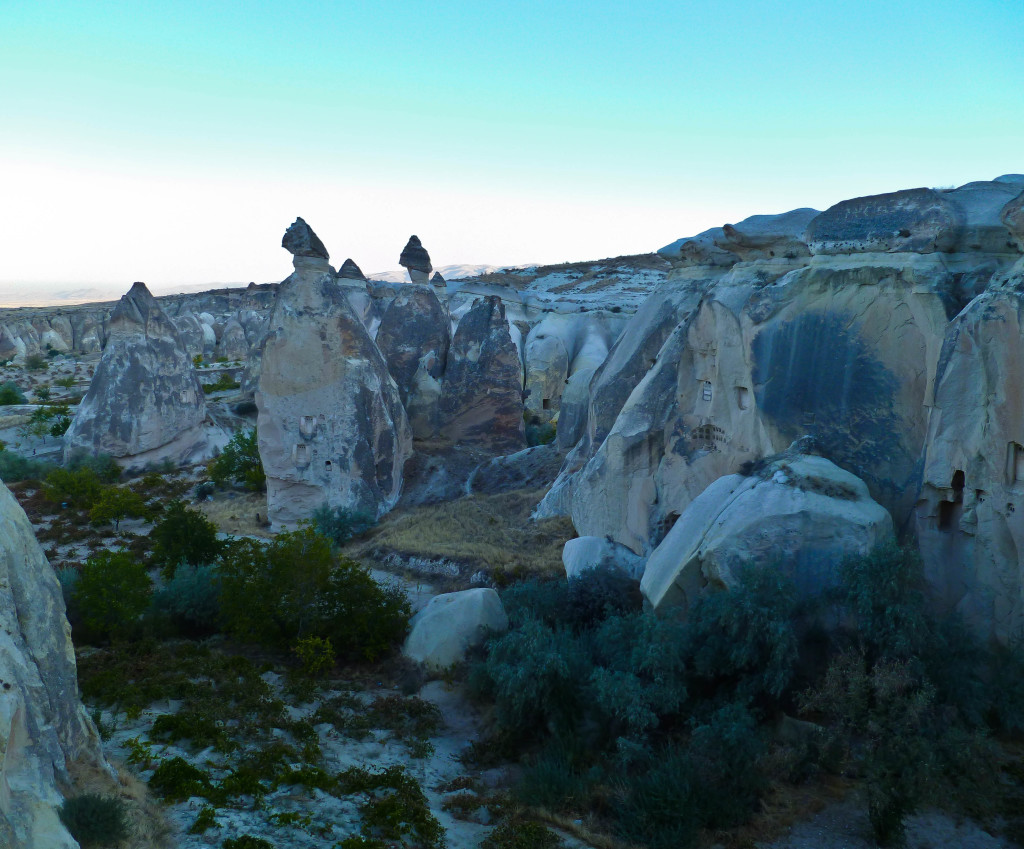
xmin=690 ymin=423 xmax=725 ymax=452
xmin=324 ymin=460 xmax=333 ymax=473
xmin=1008 ymin=442 xmax=1024 ymax=486
xmin=542 ymin=398 xmax=551 ymax=411
xmin=938 ymin=469 xmax=965 ymax=531
xmin=293 ymin=443 xmax=311 ymax=467
xmin=701 ymin=381 xmax=713 ymax=402
xmin=179 ymin=389 xmax=194 ymax=405
xmin=299 ymin=415 xmax=317 ymax=439
xmin=736 ymin=387 xmax=750 ymax=410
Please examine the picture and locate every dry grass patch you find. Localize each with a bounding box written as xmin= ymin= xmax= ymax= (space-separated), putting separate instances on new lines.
xmin=349 ymin=488 xmax=574 ymax=578
xmin=196 ymin=491 xmax=272 ymax=538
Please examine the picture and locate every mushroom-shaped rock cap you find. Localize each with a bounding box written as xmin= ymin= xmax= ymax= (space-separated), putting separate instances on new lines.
xmin=399 ymin=235 xmax=432 ymax=275
xmin=282 ymin=217 xmax=329 ymax=260
xmin=337 ymin=258 xmax=367 ymax=280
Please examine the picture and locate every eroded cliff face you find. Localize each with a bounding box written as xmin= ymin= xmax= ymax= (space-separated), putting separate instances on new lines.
xmin=551 ymin=174 xmax=1024 ymax=641
xmin=0 ymin=480 xmax=106 ymax=849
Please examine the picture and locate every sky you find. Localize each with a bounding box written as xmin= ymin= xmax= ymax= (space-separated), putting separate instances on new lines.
xmin=1 ymin=0 xmax=1022 ymax=304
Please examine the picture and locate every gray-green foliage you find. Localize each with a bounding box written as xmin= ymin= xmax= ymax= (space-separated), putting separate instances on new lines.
xmin=151 ymin=564 xmax=221 ymax=636
xmin=310 ymin=503 xmax=375 ymax=547
xmin=57 ymin=793 xmax=128 ymax=848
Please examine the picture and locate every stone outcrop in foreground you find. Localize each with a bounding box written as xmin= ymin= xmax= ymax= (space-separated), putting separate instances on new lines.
xmin=258 ymin=220 xmax=412 ymax=528
xmin=63 ymin=281 xmax=207 ymax=465
xmin=0 ymin=480 xmax=106 ymax=848
xmin=403 ymin=588 xmax=508 ymax=670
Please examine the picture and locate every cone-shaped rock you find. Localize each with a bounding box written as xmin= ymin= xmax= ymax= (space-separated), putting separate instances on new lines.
xmin=337 ymin=258 xmax=367 ymax=280
xmin=282 ymin=216 xmax=329 ymax=259
xmin=430 ymin=271 xmax=446 ymax=288
xmin=64 ymin=282 xmax=207 ymax=464
xmin=0 ymin=479 xmax=107 ymax=848
xmin=438 ymin=295 xmax=525 ymax=451
xmin=400 ymin=235 xmax=432 ymax=283
xmin=376 ymin=285 xmax=451 ymax=438
xmin=257 ymin=226 xmax=412 ymax=528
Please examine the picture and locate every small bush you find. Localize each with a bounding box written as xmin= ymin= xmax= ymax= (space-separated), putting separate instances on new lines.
xmin=310 ymin=503 xmax=375 ymax=546
xmin=0 ymin=381 xmax=26 ymax=404
xmin=209 ymin=428 xmax=265 ymax=491
xmin=0 ymin=451 xmax=54 ymax=482
xmin=149 ymin=500 xmax=223 ymax=578
xmin=44 ymin=466 xmax=104 ymax=508
xmin=89 ymin=485 xmax=150 ymax=530
xmin=58 ymin=793 xmax=128 ymax=848
xmin=67 ymin=451 xmax=121 ymax=483
xmin=566 ymin=564 xmax=642 ymax=630
xmin=481 ymin=816 xmax=565 ymax=849
xmin=72 ymin=550 xmax=152 ymax=641
xmin=24 ymin=353 xmax=48 ymax=371
xmin=201 ymin=372 xmax=241 ymax=394
xmin=148 ymin=756 xmax=217 ymax=802
xmin=222 ymin=836 xmax=274 ymax=849
xmin=293 ymin=635 xmax=335 ymax=676
xmin=150 ymin=563 xmax=221 ymax=636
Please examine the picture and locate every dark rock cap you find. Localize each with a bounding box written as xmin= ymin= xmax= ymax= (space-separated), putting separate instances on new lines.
xmin=337 ymin=258 xmax=367 ymax=280
xmin=282 ymin=217 xmax=329 ymax=260
xmin=430 ymin=272 xmax=446 ymax=287
xmin=399 ymin=235 xmax=432 ymax=274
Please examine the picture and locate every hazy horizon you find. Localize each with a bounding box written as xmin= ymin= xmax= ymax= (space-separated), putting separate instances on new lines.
xmin=2 ymin=0 xmax=1021 ymax=305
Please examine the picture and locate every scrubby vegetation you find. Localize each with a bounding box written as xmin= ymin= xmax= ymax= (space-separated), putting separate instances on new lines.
xmin=209 ymin=428 xmax=265 ymax=491
xmin=467 ymin=548 xmax=1024 ymax=848
xmin=58 ymin=793 xmax=129 ymax=848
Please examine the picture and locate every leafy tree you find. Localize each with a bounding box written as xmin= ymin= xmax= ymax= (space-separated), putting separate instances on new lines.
xmin=72 ymin=550 xmax=152 ymax=641
xmin=310 ymin=503 xmax=375 ymax=546
xmin=44 ymin=466 xmax=104 ymax=508
xmin=33 ymin=384 xmax=51 ymax=401
xmin=90 ymin=486 xmax=151 ymax=530
xmin=218 ymin=528 xmax=410 ymax=661
xmin=149 ymin=500 xmax=223 ymax=578
xmin=209 ymin=428 xmax=265 ymax=491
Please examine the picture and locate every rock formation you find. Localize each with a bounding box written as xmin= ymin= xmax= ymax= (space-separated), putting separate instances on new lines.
xmin=64 ymin=281 xmax=208 ymax=465
xmin=282 ymin=216 xmax=329 ymax=259
xmin=0 ymin=480 xmax=106 ymax=848
xmin=375 ymin=285 xmax=450 ymax=439
xmin=399 ymin=235 xmax=432 ymax=284
xmin=438 ymin=295 xmax=526 ymax=451
xmin=257 ymin=220 xmax=412 ymax=528
xmin=337 ymin=258 xmax=367 ymax=281
xmin=430 ymin=271 xmax=446 ymax=289
xmin=403 ymin=588 xmax=508 ymax=670
xmin=641 ymin=453 xmax=893 ymax=613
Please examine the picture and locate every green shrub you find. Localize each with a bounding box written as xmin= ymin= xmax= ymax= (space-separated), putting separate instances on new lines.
xmin=24 ymin=353 xmax=47 ymax=371
xmin=187 ymin=805 xmax=219 ymax=834
xmin=685 ymin=564 xmax=799 ymax=708
xmin=218 ymin=530 xmax=410 ymax=661
xmin=67 ymin=451 xmax=121 ymax=483
xmin=89 ymin=485 xmax=150 ymax=530
xmin=0 ymin=380 xmax=26 ymax=404
xmin=149 ymin=500 xmax=223 ymax=578
xmin=337 ymin=765 xmax=445 ymax=849
xmin=150 ymin=563 xmax=221 ymax=636
xmin=72 ymin=550 xmax=152 ymax=641
xmin=566 ymin=564 xmax=642 ymax=630
xmin=515 ymin=741 xmax=588 ymax=809
xmin=19 ymin=403 xmax=72 ymax=438
xmin=0 ymin=451 xmax=53 ymax=482
xmin=481 ymin=816 xmax=565 ymax=849
xmin=44 ymin=466 xmax=104 ymax=508
xmin=293 ymin=635 xmax=335 ymax=676
xmin=201 ymin=373 xmax=241 ymax=394
xmin=33 ymin=384 xmax=51 ymax=401
xmin=57 ymin=793 xmax=128 ymax=848
xmin=148 ymin=756 xmax=217 ymax=802
xmin=616 ymin=745 xmax=699 ymax=849
xmin=222 ymin=835 xmax=274 ymax=849
xmin=310 ymin=503 xmax=375 ymax=546
xmin=500 ymin=577 xmax=571 ymax=629
xmin=209 ymin=428 xmax=265 ymax=491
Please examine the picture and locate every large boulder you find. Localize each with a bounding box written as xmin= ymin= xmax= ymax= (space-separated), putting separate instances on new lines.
xmin=257 ymin=220 xmax=412 ymax=528
xmin=0 ymin=480 xmax=106 ymax=848
xmin=64 ymin=282 xmax=208 ymax=465
xmin=641 ymin=454 xmax=893 ymax=613
xmin=438 ymin=296 xmax=526 ymax=451
xmin=403 ymin=588 xmax=508 ymax=670
xmin=375 ymin=285 xmax=450 ymax=438
xmin=562 ymin=535 xmax=644 ymax=580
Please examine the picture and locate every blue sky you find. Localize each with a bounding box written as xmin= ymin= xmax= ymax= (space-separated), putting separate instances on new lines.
xmin=1 ymin=0 xmax=1022 ymax=301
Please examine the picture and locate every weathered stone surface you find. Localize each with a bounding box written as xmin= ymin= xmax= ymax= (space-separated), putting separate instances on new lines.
xmin=282 ymin=216 xmax=329 ymax=259
xmin=64 ymin=282 xmax=208 ymax=465
xmin=641 ymin=454 xmax=893 ymax=613
xmin=658 ymin=226 xmax=737 ymax=267
xmin=337 ymin=258 xmax=366 ymax=280
xmin=1002 ymin=186 xmax=1024 ymax=250
xmin=563 ymin=535 xmax=644 ymax=580
xmin=944 ymin=179 xmax=1024 ymax=253
xmin=915 ymin=291 xmax=1024 ymax=642
xmin=403 ymin=588 xmax=508 ymax=670
xmin=806 ymin=188 xmax=960 ymax=254
xmin=399 ymin=235 xmax=432 ymax=284
xmin=0 ymin=480 xmax=106 ymax=848
xmin=430 ymin=271 xmax=446 ymax=288
xmin=375 ymin=285 xmax=450 ymax=438
xmin=218 ymin=317 xmax=249 ymax=361
xmin=438 ymin=296 xmax=525 ymax=451
xmin=713 ymin=208 xmax=819 ymax=261
xmin=257 ymin=228 xmax=412 ymax=528
xmin=524 ymin=317 xmax=570 ymax=425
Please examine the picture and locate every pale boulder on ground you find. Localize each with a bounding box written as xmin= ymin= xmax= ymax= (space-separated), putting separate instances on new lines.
xmin=257 ymin=219 xmax=412 ymax=528
xmin=403 ymin=588 xmax=509 ymax=670
xmin=63 ymin=281 xmax=208 ymax=466
xmin=0 ymin=481 xmax=107 ymax=849
xmin=641 ymin=453 xmax=893 ymax=613
xmin=562 ymin=535 xmax=645 ymax=580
